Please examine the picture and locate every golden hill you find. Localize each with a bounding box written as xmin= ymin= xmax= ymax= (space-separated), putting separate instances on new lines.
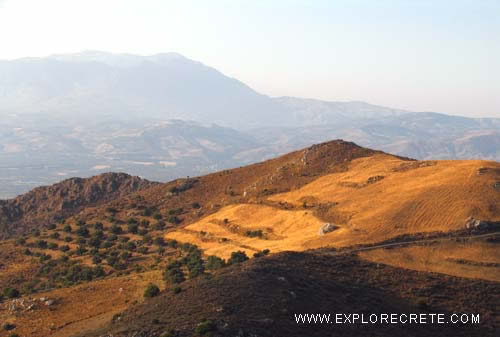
xmin=166 ymin=153 xmax=500 ymax=258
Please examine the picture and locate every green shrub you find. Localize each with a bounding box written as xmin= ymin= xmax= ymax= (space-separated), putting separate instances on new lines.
xmin=227 ymin=251 xmax=249 ymax=265
xmin=111 ymin=224 xmax=123 ymax=234
xmin=163 ymin=261 xmax=185 ymax=284
xmin=3 ymin=287 xmax=20 ymax=299
xmin=153 ymin=237 xmax=165 ymax=246
xmin=50 ymin=232 xmax=60 ymax=239
xmin=167 ymin=216 xmax=181 ymax=224
xmin=3 ymin=323 xmax=16 ymax=331
xmin=76 ymin=226 xmax=89 ymax=237
xmin=36 ymin=240 xmax=48 ymax=249
xmin=206 ymin=255 xmax=226 ymax=270
xmin=245 ymin=229 xmax=263 ymax=238
xmin=144 ymin=283 xmax=160 ymax=298
xmin=88 ymin=237 xmax=102 ymax=248
xmin=8 ymin=333 xmax=20 ymax=337
xmin=191 ymin=202 xmax=201 ymax=209
xmin=94 ymin=222 xmax=104 ymax=230
xmin=76 ymin=237 xmax=87 ymax=245
xmin=63 ymin=225 xmax=72 ymax=233
xmin=153 ymin=222 xmax=165 ymax=230
xmin=16 ymin=237 xmax=26 ymax=245
xmin=48 ymin=242 xmax=58 ymax=250
xmin=64 ymin=236 xmax=73 ymax=242
xmin=47 ymin=223 xmax=57 ymax=230
xmin=126 ymin=241 xmax=137 ymax=251
xmin=153 ymin=213 xmax=163 ymax=220
xmin=59 ymin=245 xmax=70 ymax=252
xmin=172 ymin=286 xmax=182 ymax=294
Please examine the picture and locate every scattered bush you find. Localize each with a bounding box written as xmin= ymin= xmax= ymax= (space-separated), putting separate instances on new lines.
xmin=47 ymin=223 xmax=57 ymax=230
xmin=63 ymin=225 xmax=72 ymax=233
xmin=64 ymin=236 xmax=73 ymax=242
xmin=144 ymin=283 xmax=160 ymax=298
xmin=111 ymin=224 xmax=123 ymax=234
xmin=88 ymin=237 xmax=102 ymax=248
xmin=172 ymin=286 xmax=182 ymax=294
xmin=253 ymin=249 xmax=270 ymax=258
xmin=2 ymin=287 xmax=20 ymax=299
xmin=3 ymin=323 xmax=16 ymax=331
xmin=167 ymin=216 xmax=181 ymax=224
xmin=163 ymin=261 xmax=185 ymax=284
xmin=206 ymin=255 xmax=226 ymax=270
xmin=16 ymin=237 xmax=26 ymax=245
xmin=76 ymin=226 xmax=89 ymax=237
xmin=153 ymin=213 xmax=163 ymax=220
xmin=48 ymin=242 xmax=58 ymax=250
xmin=36 ymin=239 xmax=48 ymax=249
xmin=191 ymin=202 xmax=201 ymax=209
xmin=153 ymin=222 xmax=165 ymax=230
xmin=245 ymin=230 xmax=263 ymax=238
xmin=50 ymin=232 xmax=60 ymax=239
xmin=227 ymin=251 xmax=249 ymax=265
xmin=153 ymin=237 xmax=165 ymax=246
xmin=76 ymin=237 xmax=87 ymax=245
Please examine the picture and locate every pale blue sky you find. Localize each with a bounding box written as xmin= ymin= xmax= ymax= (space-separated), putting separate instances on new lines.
xmin=0 ymin=0 xmax=499 ymax=117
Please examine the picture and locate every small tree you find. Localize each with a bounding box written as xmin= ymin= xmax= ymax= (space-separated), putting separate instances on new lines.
xmin=3 ymin=287 xmax=20 ymax=299
xmin=227 ymin=251 xmax=249 ymax=265
xmin=206 ymin=255 xmax=226 ymax=270
xmin=144 ymin=283 xmax=160 ymax=298
xmin=111 ymin=224 xmax=123 ymax=234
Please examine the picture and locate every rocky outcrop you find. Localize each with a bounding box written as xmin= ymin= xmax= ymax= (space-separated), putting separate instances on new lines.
xmin=318 ymin=223 xmax=339 ymax=236
xmin=0 ymin=173 xmax=157 ymax=238
xmin=464 ymin=217 xmax=500 ymax=231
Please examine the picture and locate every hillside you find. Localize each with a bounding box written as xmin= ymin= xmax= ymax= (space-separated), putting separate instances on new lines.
xmin=0 ymin=140 xmax=498 ymax=336
xmin=80 ymin=251 xmax=498 ymax=337
xmin=0 ymin=172 xmax=157 ymax=238
xmin=162 ymin=149 xmax=500 ymax=258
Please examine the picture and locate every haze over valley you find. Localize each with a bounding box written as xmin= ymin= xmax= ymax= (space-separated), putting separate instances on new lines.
xmin=2 ymin=51 xmax=500 ymax=198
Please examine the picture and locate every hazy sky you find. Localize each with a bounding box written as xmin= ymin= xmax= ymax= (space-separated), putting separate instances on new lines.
xmin=0 ymin=0 xmax=499 ymax=117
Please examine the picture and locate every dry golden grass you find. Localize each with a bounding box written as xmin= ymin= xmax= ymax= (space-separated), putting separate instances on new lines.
xmin=167 ymin=155 xmax=500 ymax=258
xmin=0 ymin=270 xmax=164 ymax=337
xmin=359 ymin=240 xmax=500 ymax=282
xmin=165 ymin=204 xmax=324 ymax=259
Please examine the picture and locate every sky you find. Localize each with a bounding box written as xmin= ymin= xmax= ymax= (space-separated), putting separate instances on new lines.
xmin=0 ymin=0 xmax=499 ymax=117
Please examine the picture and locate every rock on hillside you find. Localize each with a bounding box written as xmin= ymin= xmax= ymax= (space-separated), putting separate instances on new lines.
xmin=0 ymin=172 xmax=157 ymax=238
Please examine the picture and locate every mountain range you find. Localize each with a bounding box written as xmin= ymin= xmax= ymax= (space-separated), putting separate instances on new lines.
xmin=1 ymin=51 xmax=499 ymax=198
